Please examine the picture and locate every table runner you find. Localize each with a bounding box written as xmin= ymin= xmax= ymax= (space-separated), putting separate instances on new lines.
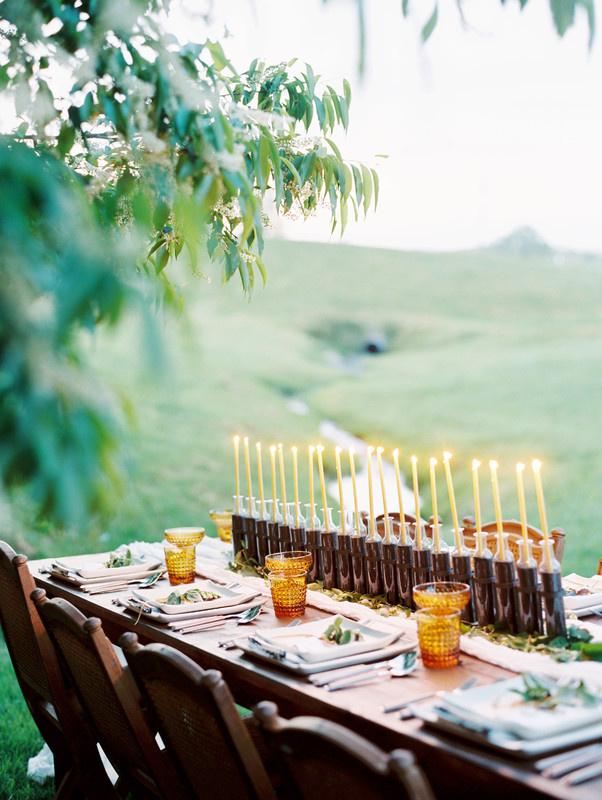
xmin=116 ymin=540 xmax=602 ymax=686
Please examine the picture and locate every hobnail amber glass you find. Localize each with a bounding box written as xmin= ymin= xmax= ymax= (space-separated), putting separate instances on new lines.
xmin=264 ymin=550 xmax=312 ymax=574
xmin=164 ymin=527 xmax=204 ymax=585
xmin=417 ymin=609 xmax=461 ymax=669
xmin=209 ymin=510 xmax=232 ymax=543
xmin=268 ymin=570 xmax=308 ymax=618
xmin=413 ymin=581 xmax=471 ymax=614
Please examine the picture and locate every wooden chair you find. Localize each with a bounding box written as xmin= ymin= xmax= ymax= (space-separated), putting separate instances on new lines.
xmin=33 ymin=591 xmax=186 ymax=800
xmin=597 ymin=557 xmax=602 ymax=576
xmin=119 ymin=632 xmax=277 ymax=800
xmin=0 ymin=541 xmax=113 ymax=799
xmin=254 ymin=701 xmax=435 ymax=800
xmin=461 ymin=517 xmax=565 ymax=563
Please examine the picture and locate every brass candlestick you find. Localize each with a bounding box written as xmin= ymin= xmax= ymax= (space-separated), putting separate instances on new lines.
xmin=472 ymin=532 xmax=496 ymax=627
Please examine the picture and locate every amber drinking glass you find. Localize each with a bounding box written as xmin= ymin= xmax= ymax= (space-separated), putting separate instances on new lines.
xmin=164 ymin=527 xmax=204 ymax=586
xmin=264 ymin=550 xmax=313 ymax=575
xmin=268 ymin=569 xmax=308 ymax=618
xmin=417 ymin=609 xmax=461 ymax=669
xmin=413 ymin=581 xmax=471 ymax=614
xmin=209 ymin=510 xmax=233 ymax=543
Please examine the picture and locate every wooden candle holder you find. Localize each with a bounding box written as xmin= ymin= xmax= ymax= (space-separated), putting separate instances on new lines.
xmin=351 ymin=534 xmax=367 ymax=594
xmin=413 ymin=546 xmax=433 ymax=587
xmin=336 ymin=532 xmax=354 ymax=591
xmin=267 ymin=520 xmax=280 ymax=555
xmin=540 ymin=567 xmax=567 ymax=637
xmin=278 ymin=522 xmax=292 ymax=553
xmin=231 ymin=511 xmax=246 ymax=559
xmin=321 ymin=530 xmax=339 ymax=590
xmin=290 ymin=526 xmax=307 ymax=551
xmin=431 ymin=549 xmax=453 ymax=583
xmin=516 ymin=559 xmax=540 ymax=635
xmin=473 ymin=553 xmax=496 ymax=627
xmin=256 ymin=519 xmax=270 ymax=568
xmin=493 ymin=557 xmax=519 ymax=633
xmin=396 ymin=542 xmax=414 ymax=609
xmin=381 ymin=540 xmax=399 ymax=604
xmin=305 ymin=528 xmax=323 ymax=583
xmin=242 ymin=513 xmax=258 ymax=562
xmin=365 ymin=537 xmax=383 ymax=595
xmin=452 ymin=552 xmax=475 ymax=624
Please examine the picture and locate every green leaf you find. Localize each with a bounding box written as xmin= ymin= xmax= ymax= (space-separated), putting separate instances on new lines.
xmin=402 ymin=0 xmax=410 ymax=17
xmin=576 ymin=0 xmax=595 ymax=48
xmin=421 ymin=4 xmax=439 ymax=42
xmin=281 ymin=156 xmax=302 ymax=187
xmin=343 ymin=78 xmax=352 ymax=108
xmin=370 ymin=167 xmax=380 ymax=209
xmin=57 ymin=124 xmax=76 ymax=157
xmin=351 ymin=164 xmax=363 ymax=206
xmin=550 ymin=0 xmax=576 ymax=36
xmin=360 ymin=164 xmax=372 ymax=215
xmin=258 ymin=134 xmax=270 ymax=190
xmin=325 ymin=137 xmax=343 ymax=161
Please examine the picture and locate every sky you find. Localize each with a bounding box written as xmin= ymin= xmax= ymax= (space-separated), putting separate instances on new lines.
xmin=170 ymin=0 xmax=602 ymax=253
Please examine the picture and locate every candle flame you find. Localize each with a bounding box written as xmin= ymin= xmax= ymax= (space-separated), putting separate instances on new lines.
xmin=376 ymin=446 xmax=384 ymax=455
xmin=443 ymin=450 xmax=452 ymax=462
xmin=489 ymin=459 xmax=498 ymax=470
xmin=291 ymin=445 xmax=297 ymax=454
xmin=335 ymin=445 xmax=342 ymax=455
xmin=429 ymin=456 xmax=437 ymax=467
xmin=349 ymin=445 xmax=355 ymax=456
xmin=243 ymin=435 xmax=249 ymax=444
xmin=472 ymin=458 xmax=480 ymax=470
xmin=317 ymin=444 xmax=324 ymax=453
xmin=367 ymin=445 xmax=374 ymax=455
xmin=309 ymin=444 xmax=315 ymax=454
xmin=411 ymin=454 xmax=417 ymax=464
xmin=532 ymin=459 xmax=542 ymax=472
xmin=269 ymin=444 xmax=276 ymax=455
xmin=233 ymin=434 xmax=240 ymax=444
xmin=516 ymin=462 xmax=525 ymax=472
xmin=393 ymin=448 xmax=399 ymax=459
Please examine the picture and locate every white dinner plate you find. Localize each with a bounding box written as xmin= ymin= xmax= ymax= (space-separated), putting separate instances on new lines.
xmin=132 ymin=580 xmax=259 ymax=614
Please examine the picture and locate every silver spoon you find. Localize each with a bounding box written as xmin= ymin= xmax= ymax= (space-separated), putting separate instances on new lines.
xmin=324 ymin=651 xmax=417 ymax=692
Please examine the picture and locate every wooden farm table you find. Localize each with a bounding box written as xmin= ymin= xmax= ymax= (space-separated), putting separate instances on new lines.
xmin=32 ymin=556 xmax=601 ymax=800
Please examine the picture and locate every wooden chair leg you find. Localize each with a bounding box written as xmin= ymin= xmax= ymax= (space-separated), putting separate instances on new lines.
xmin=54 ymin=768 xmax=79 ymax=800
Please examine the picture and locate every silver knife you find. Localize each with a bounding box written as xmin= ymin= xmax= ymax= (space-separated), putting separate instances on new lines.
xmin=538 ymin=745 xmax=602 ymax=779
xmin=564 ymin=761 xmax=602 ymax=786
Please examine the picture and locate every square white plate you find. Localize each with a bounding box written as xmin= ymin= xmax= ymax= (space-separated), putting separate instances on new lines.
xmin=253 ymin=616 xmax=402 ymax=663
xmin=55 ymin=555 xmax=161 ymax=579
xmin=440 ymin=676 xmax=602 ymax=740
xmin=132 ymin=580 xmax=259 ymax=614
xmin=122 ymin=596 xmax=265 ymax=624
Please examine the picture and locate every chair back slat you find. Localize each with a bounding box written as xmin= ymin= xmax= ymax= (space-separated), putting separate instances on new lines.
xmin=0 ymin=542 xmax=52 ymax=699
xmin=35 ymin=594 xmax=182 ymax=798
xmin=254 ymin=702 xmax=435 ymax=800
xmin=120 ymin=634 xmax=276 ymax=800
xmin=461 ymin=517 xmax=565 ymax=563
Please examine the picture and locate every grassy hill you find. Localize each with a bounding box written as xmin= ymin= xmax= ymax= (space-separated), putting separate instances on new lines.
xmin=2 ymin=236 xmax=602 ymax=797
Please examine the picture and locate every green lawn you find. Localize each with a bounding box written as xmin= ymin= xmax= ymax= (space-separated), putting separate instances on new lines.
xmin=3 ymin=237 xmax=602 ymax=796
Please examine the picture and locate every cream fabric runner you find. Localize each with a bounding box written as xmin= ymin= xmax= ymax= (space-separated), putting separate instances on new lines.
xmin=119 ymin=539 xmax=602 ymax=685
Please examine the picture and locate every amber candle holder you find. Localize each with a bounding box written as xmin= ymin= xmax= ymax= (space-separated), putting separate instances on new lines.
xmin=493 ymin=537 xmax=519 ymax=633
xmin=209 ymin=509 xmax=232 ymax=543
xmin=417 ymin=609 xmax=461 ymax=669
xmin=452 ymin=550 xmax=475 ymax=624
xmin=473 ymin=534 xmax=496 ymax=627
xmin=264 ymin=550 xmax=312 ymax=574
xmin=540 ymin=562 xmax=566 ymax=638
xmin=516 ymin=543 xmax=541 ymax=635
